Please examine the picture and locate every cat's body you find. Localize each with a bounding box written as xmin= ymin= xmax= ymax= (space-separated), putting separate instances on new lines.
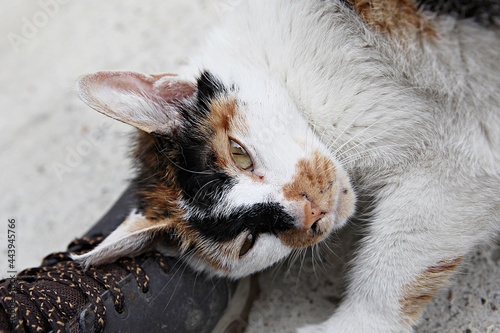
xmin=74 ymin=1 xmax=500 ymax=332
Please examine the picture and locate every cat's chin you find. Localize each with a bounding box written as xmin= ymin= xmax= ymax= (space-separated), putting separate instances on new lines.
xmin=184 ymin=233 xmax=294 ymax=279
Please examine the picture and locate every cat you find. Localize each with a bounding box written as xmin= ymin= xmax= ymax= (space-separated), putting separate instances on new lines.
xmin=72 ymin=0 xmax=500 ymax=332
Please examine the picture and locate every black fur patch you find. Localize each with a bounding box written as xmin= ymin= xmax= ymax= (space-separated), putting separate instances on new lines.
xmin=417 ymin=0 xmax=500 ymax=26
xmin=134 ymin=71 xmax=235 ymax=214
xmin=195 ymin=71 xmax=227 ymax=116
xmin=188 ymin=203 xmax=296 ymax=242
xmin=174 ymin=72 xmax=234 ymax=210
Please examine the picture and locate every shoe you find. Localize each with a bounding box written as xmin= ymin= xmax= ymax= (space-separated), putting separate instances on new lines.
xmin=0 ymin=185 xmax=259 ymax=333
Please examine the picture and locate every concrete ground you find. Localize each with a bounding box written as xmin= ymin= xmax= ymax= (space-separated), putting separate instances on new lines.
xmin=1 ymin=1 xmax=499 ymax=332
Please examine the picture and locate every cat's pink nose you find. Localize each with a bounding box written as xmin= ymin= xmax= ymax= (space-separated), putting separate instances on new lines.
xmin=303 ymin=199 xmax=326 ymax=230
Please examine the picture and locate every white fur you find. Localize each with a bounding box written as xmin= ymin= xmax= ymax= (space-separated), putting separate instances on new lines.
xmin=179 ymin=1 xmax=500 ymax=332
xmin=188 ymin=233 xmax=293 ymax=279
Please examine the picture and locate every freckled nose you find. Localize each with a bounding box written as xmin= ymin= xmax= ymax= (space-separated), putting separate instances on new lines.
xmin=303 ymin=198 xmax=325 ymax=230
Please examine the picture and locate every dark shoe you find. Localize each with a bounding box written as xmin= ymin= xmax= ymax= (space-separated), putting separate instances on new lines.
xmin=0 ymin=185 xmax=259 ymax=333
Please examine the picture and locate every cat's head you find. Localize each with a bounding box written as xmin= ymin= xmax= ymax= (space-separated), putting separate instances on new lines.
xmin=72 ymin=71 xmax=355 ymax=278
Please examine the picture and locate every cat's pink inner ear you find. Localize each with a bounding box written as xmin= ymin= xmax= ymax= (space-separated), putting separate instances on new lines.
xmin=76 ymin=71 xmax=197 ymax=133
xmin=100 ymin=71 xmax=157 ymax=94
xmin=154 ymin=74 xmax=198 ymax=103
xmin=94 ymin=71 xmax=198 ymax=103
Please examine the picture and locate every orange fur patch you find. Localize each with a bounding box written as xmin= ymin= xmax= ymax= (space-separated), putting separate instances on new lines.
xmin=400 ymin=257 xmax=463 ymax=324
xmin=132 ymin=131 xmax=184 ymax=221
xmin=348 ymin=0 xmax=437 ymax=42
xmin=204 ymin=98 xmax=248 ymax=173
xmin=279 ymin=227 xmax=328 ymax=248
xmin=138 ymin=183 xmax=184 ymax=221
xmin=283 ymin=151 xmax=337 ymax=211
xmin=209 ymin=97 xmax=238 ymax=131
xmin=280 ymin=151 xmax=338 ymax=248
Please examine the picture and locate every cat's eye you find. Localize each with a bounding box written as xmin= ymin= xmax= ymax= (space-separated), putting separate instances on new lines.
xmin=239 ymin=233 xmax=256 ymax=257
xmin=230 ymin=139 xmax=254 ymax=171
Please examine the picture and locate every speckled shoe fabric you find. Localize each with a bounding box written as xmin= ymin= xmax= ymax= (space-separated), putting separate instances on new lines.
xmin=0 ymin=186 xmax=258 ymax=333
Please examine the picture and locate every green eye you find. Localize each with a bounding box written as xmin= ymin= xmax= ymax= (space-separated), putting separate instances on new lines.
xmin=230 ymin=139 xmax=254 ymax=171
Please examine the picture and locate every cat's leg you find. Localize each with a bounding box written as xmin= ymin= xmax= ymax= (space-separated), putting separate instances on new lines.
xmin=298 ymin=172 xmax=495 ymax=333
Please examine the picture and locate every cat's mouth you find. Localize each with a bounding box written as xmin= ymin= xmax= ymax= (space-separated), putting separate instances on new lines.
xmin=277 ymin=212 xmax=336 ymax=248
xmin=278 ymin=178 xmax=356 ymax=249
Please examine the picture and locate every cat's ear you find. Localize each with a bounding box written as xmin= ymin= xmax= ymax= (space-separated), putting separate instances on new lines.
xmin=71 ymin=211 xmax=175 ymax=268
xmin=76 ymin=71 xmax=197 ymax=134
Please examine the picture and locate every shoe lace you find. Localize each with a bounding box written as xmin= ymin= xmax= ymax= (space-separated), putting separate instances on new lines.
xmin=0 ymin=235 xmax=171 ymax=333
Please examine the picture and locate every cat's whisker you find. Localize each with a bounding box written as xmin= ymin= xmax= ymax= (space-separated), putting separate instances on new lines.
xmin=191 ymin=178 xmax=221 ymax=204
xmin=313 ymin=118 xmax=398 ymax=174
xmin=329 ymin=89 xmax=413 ymax=155
xmin=320 ymin=237 xmax=345 ymax=266
xmin=336 ymin=129 xmax=403 ymax=162
xmin=338 ymin=151 xmax=376 ymax=166
xmin=161 ymin=261 xmax=191 ymax=313
xmin=315 ymin=244 xmax=332 ymax=276
xmin=337 ymin=136 xmax=405 ymax=163
xmin=286 ymin=249 xmax=299 ymax=269
xmin=287 ymin=249 xmax=301 ymax=273
xmin=311 ymin=243 xmax=324 ymax=278
xmin=327 ymin=101 xmax=374 ymax=151
xmin=329 ymin=105 xmax=411 ymax=164
xmin=136 ymin=171 xmax=161 ymax=184
xmin=280 ymin=249 xmax=300 ymax=286
xmin=331 ymin=117 xmax=387 ymax=156
xmin=286 ymin=250 xmax=296 ymax=266
xmin=315 ymin=244 xmax=327 ymax=277
xmin=312 ymin=245 xmax=321 ymax=276
xmin=338 ymin=144 xmax=404 ymax=166
xmin=157 ymin=146 xmax=216 ymax=176
xmin=298 ymin=248 xmax=309 ymax=283
xmin=271 ymin=257 xmax=288 ymax=284
xmin=288 ymin=249 xmax=302 ymax=289
xmin=151 ymin=247 xmax=196 ymax=304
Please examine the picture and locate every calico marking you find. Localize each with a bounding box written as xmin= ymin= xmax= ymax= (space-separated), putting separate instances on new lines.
xmin=400 ymin=257 xmax=463 ymax=324
xmin=346 ymin=0 xmax=437 ymax=41
xmin=283 ymin=151 xmax=337 ymax=211
xmin=204 ymin=97 xmax=249 ymax=173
